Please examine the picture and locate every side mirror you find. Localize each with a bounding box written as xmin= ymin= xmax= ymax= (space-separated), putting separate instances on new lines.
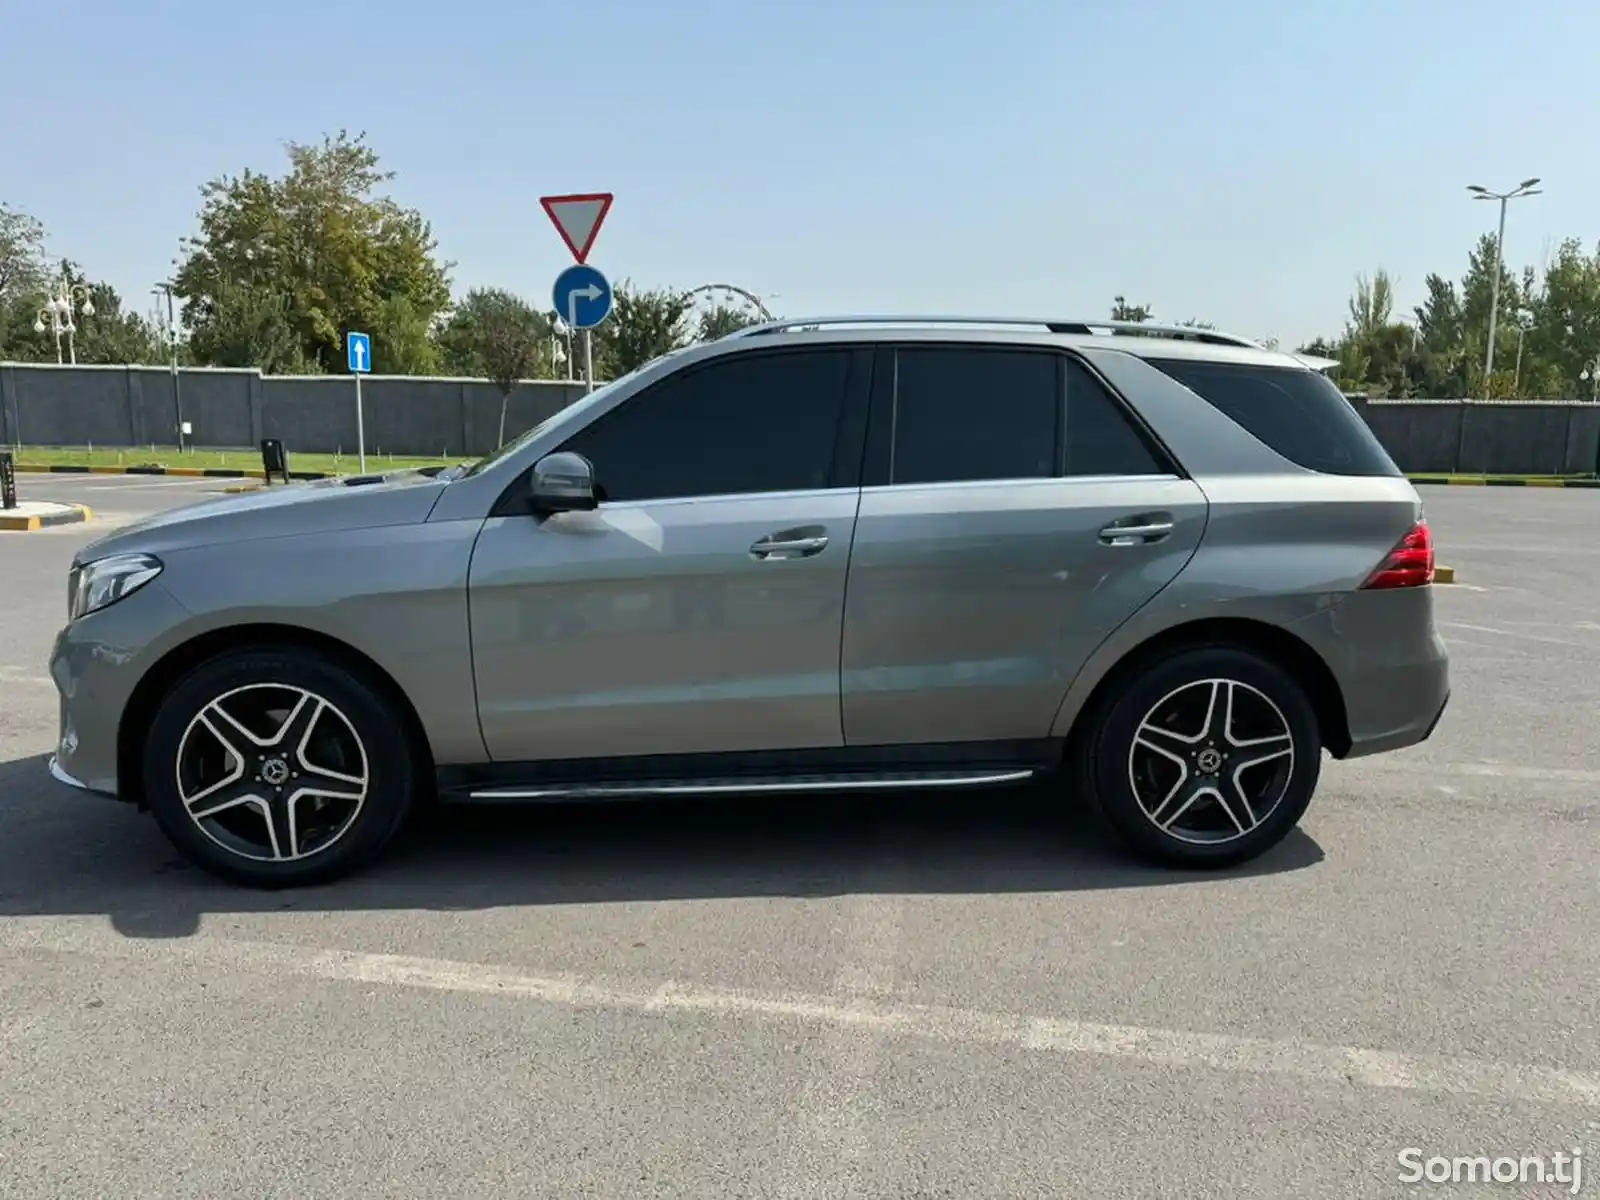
xmin=529 ymin=451 xmax=598 ymax=514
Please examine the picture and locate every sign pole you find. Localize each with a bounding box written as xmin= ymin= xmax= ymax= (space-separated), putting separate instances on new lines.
xmin=355 ymin=372 xmax=367 ymax=473
xmin=347 ymin=330 xmax=372 ymax=472
xmin=541 ymin=192 xmax=615 ymax=396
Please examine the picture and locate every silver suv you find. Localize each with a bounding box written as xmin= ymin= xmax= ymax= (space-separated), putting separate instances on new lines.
xmin=47 ymin=316 xmax=1450 ymax=888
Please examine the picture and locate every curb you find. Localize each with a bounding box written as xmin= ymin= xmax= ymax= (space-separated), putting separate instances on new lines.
xmin=1409 ymin=475 xmax=1600 ymax=488
xmin=14 ymin=464 xmax=331 ymax=481
xmin=0 ymin=503 xmax=93 ymax=532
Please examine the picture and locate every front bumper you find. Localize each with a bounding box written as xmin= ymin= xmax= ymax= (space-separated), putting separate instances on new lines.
xmin=47 ymin=578 xmax=195 ymax=800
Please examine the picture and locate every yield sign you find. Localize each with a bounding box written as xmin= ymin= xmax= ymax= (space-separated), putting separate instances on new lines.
xmin=539 ymin=192 xmax=614 ymax=265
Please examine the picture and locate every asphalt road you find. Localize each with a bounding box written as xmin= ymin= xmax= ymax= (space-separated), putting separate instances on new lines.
xmin=2 ymin=475 xmax=1598 ymax=1198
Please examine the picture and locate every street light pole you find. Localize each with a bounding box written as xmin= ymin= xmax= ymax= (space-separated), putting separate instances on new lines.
xmin=33 ymin=274 xmax=95 ymax=365
xmin=1581 ymin=357 xmax=1600 ymax=403
xmin=154 ymin=281 xmax=185 ymax=452
xmin=1467 ymin=178 xmax=1542 ymax=388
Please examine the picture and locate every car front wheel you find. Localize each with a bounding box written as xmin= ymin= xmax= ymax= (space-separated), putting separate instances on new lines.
xmin=1087 ymin=645 xmax=1322 ymax=869
xmin=141 ymin=646 xmax=420 ymax=887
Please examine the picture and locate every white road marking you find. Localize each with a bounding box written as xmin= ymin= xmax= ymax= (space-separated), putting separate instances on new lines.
xmin=24 ymin=479 xmax=219 ymax=492
xmin=1343 ymin=760 xmax=1600 ymax=785
xmin=6 ymin=918 xmax=1600 ymax=1109
xmin=0 ymin=670 xmax=52 ymax=688
xmin=1440 ymin=621 xmax=1600 ymax=651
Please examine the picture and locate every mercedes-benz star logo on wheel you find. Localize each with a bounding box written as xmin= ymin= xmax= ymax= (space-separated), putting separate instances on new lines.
xmin=260 ymin=757 xmax=291 ymax=787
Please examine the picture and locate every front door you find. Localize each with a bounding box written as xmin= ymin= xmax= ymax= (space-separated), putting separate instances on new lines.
xmin=469 ymin=345 xmax=872 ymax=764
xmin=840 ymin=345 xmax=1208 ymax=746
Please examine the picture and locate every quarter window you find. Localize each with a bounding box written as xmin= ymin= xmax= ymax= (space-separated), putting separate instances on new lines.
xmin=1145 ymin=356 xmax=1401 ymax=477
xmin=558 ymin=349 xmax=853 ymax=502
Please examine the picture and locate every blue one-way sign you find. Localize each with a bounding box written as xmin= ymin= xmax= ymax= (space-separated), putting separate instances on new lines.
xmin=552 ymin=264 xmax=613 ymax=331
xmin=346 ymin=331 xmax=372 ymax=374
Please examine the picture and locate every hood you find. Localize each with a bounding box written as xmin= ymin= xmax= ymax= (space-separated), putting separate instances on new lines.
xmin=75 ymin=470 xmax=450 ymax=564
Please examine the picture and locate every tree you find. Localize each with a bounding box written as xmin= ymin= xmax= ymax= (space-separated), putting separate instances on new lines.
xmin=63 ymin=266 xmax=165 ymax=366
xmin=0 ymin=260 xmax=163 ymax=366
xmin=173 ymin=130 xmax=453 ymax=375
xmin=435 ymin=288 xmax=551 ymax=444
xmin=0 ymin=204 xmax=48 ymax=305
xmin=1527 ymin=239 xmax=1600 ymax=398
xmin=199 ymin=280 xmax=312 ymax=374
xmin=597 ymin=282 xmax=693 ymax=376
xmin=1110 ymin=296 xmax=1154 ymax=322
xmin=696 ymin=303 xmax=761 ymax=341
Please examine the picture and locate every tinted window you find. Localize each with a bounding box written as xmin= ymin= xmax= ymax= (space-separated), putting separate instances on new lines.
xmin=891 ymin=347 xmax=1057 ymax=484
xmin=559 ymin=350 xmax=851 ymax=502
xmin=1145 ymin=358 xmax=1401 ymax=477
xmin=1064 ymin=360 xmax=1168 ymax=477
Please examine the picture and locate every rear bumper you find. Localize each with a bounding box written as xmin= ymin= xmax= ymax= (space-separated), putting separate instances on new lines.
xmin=1303 ymin=586 xmax=1451 ymax=760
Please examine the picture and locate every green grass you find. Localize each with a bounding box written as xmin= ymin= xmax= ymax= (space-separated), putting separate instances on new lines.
xmin=11 ymin=445 xmax=462 ymax=476
xmin=1408 ymin=472 xmax=1595 ymax=479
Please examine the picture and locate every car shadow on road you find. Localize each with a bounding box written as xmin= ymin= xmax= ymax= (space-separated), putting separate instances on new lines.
xmin=0 ymin=751 xmax=1324 ymax=939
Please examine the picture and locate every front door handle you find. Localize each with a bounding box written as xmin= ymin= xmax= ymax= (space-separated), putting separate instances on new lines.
xmin=750 ymin=529 xmax=830 ymax=560
xmin=1099 ymin=517 xmax=1174 ymax=546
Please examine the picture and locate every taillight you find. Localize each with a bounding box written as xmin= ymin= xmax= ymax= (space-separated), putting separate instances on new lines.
xmin=1360 ymin=519 xmax=1435 ymax=589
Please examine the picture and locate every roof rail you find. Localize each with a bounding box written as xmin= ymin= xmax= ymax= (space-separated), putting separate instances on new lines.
xmin=726 ymin=315 xmax=1262 ymax=350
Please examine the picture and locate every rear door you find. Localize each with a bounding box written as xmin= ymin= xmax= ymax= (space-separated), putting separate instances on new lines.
xmin=839 ymin=344 xmax=1208 ymax=746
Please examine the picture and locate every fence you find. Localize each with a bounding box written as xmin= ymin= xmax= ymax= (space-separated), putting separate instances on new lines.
xmin=1353 ymin=397 xmax=1600 ymax=476
xmin=2 ymin=361 xmax=1598 ymax=476
xmin=0 ymin=362 xmax=589 ymax=459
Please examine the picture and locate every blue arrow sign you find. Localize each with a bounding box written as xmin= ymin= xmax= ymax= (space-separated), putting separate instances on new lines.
xmin=346 ymin=331 xmax=372 ymax=374
xmin=552 ymin=264 xmax=613 ymax=331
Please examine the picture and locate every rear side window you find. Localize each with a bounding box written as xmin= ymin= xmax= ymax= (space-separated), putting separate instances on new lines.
xmin=890 ymin=347 xmax=1057 ymax=484
xmin=1144 ymin=358 xmax=1401 ymax=477
xmin=1064 ymin=359 xmax=1169 ymax=477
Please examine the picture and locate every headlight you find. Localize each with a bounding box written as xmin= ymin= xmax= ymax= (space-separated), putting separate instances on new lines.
xmin=68 ymin=553 xmax=163 ymax=620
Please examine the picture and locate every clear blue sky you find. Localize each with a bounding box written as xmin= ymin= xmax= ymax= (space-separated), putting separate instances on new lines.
xmin=4 ymin=0 xmax=1597 ymax=349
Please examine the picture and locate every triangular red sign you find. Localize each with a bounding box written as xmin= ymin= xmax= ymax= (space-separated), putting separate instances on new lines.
xmin=539 ymin=192 xmax=614 ymax=264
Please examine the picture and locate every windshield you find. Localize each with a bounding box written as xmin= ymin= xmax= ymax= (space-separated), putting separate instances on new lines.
xmin=456 ymin=350 xmax=689 ymax=479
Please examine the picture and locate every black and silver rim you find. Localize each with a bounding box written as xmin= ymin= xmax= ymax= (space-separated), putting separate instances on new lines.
xmin=1126 ymin=678 xmax=1295 ymax=846
xmin=175 ymin=683 xmax=370 ymax=864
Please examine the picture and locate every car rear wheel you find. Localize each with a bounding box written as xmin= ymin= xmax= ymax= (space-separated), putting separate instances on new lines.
xmin=1086 ymin=645 xmax=1321 ymax=868
xmin=142 ymin=647 xmax=419 ymax=888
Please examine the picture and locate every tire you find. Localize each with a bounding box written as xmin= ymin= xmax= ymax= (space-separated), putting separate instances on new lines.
xmin=141 ymin=646 xmax=420 ymax=888
xmin=1085 ymin=645 xmax=1321 ymax=869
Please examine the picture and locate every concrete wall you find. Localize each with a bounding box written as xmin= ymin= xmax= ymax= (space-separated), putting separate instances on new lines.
xmin=0 ymin=362 xmax=589 ymax=458
xmin=1356 ymin=398 xmax=1600 ymax=476
xmin=2 ymin=361 xmax=1598 ymax=475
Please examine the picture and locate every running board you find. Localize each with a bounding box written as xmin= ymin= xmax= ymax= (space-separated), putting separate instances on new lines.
xmin=457 ymin=768 xmax=1037 ymax=803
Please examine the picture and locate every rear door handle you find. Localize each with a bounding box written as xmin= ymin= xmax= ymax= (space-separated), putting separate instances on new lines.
xmin=1099 ymin=519 xmax=1174 ymax=546
xmin=750 ymin=533 xmax=829 ymax=560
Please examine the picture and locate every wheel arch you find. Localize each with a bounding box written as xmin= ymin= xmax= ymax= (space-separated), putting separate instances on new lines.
xmin=1058 ymin=616 xmax=1352 ymax=760
xmin=117 ymin=623 xmax=437 ymax=809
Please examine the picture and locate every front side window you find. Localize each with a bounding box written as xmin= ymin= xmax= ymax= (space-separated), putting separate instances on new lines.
xmin=558 ymin=349 xmax=852 ymax=502
xmin=890 ymin=347 xmax=1058 ymax=484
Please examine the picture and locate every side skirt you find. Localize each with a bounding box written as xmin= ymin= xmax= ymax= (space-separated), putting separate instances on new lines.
xmin=435 ymin=739 xmax=1064 ymax=804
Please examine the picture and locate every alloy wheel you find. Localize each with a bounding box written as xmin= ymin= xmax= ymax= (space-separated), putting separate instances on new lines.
xmin=175 ymin=683 xmax=370 ymax=864
xmin=1125 ymin=677 xmax=1296 ymax=846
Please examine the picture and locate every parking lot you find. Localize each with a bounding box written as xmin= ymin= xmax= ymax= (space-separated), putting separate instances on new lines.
xmin=2 ymin=475 xmax=1598 ymax=1198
